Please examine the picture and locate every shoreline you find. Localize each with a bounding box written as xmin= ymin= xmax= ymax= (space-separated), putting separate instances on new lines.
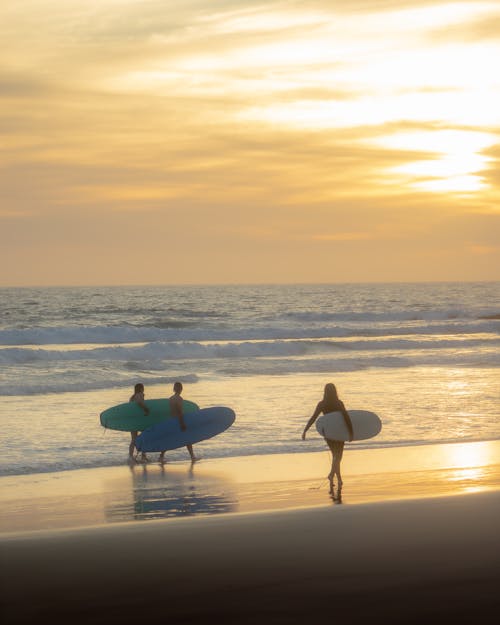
xmin=1 ymin=439 xmax=499 ymax=534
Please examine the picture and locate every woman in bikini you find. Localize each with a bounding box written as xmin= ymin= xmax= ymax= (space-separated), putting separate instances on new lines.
xmin=302 ymin=383 xmax=354 ymax=498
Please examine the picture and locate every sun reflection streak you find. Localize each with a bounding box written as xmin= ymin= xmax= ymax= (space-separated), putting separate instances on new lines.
xmin=443 ymin=441 xmax=490 ymax=469
xmin=448 ymin=466 xmax=484 ymax=482
xmin=441 ymin=442 xmax=494 ymax=493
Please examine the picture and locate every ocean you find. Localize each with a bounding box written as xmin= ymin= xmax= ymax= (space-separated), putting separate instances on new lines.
xmin=1 ymin=282 xmax=499 ymax=477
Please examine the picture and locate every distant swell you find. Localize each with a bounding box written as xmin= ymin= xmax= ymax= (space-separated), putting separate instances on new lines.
xmin=1 ymin=335 xmax=499 ymax=366
xmin=0 ymin=317 xmax=498 ymax=346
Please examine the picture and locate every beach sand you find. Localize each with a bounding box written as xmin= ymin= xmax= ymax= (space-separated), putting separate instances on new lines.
xmin=1 ymin=440 xmax=499 ymax=624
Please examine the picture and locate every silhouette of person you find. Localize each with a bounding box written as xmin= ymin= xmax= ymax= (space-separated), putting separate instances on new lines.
xmin=159 ymin=382 xmax=198 ymax=463
xmin=302 ymin=383 xmax=353 ymax=498
xmin=129 ymin=382 xmax=150 ymax=462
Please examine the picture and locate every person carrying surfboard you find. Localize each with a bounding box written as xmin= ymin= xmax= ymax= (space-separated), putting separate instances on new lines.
xmin=302 ymin=383 xmax=354 ymax=498
xmin=159 ymin=382 xmax=198 ymax=463
xmin=129 ymin=383 xmax=150 ymax=463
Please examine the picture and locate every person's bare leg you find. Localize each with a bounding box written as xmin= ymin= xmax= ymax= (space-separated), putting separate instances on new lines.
xmin=187 ymin=444 xmax=198 ymax=462
xmin=333 ymin=457 xmax=342 ymax=488
xmin=333 ymin=442 xmax=345 ymax=495
xmin=328 ymin=465 xmax=334 ymax=494
xmin=129 ymin=432 xmax=137 ymax=460
xmin=326 ymin=439 xmax=336 ymax=494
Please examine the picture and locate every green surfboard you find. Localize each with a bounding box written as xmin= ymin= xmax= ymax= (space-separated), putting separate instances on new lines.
xmin=100 ymin=398 xmax=199 ymax=432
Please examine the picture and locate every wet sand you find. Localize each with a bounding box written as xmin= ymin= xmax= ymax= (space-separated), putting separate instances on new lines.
xmin=1 ymin=440 xmax=499 ymax=623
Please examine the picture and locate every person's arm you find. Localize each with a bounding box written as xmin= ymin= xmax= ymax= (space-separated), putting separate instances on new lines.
xmin=137 ymin=395 xmax=149 ymax=416
xmin=302 ymin=402 xmax=322 ymax=440
xmin=172 ymin=396 xmax=187 ymax=431
xmin=340 ymin=401 xmax=354 ymax=442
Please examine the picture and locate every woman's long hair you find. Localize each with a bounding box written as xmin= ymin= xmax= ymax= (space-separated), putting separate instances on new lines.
xmin=324 ymin=383 xmax=339 ymax=403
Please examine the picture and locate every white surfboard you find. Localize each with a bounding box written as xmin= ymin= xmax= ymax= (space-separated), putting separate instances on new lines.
xmin=316 ymin=410 xmax=382 ymax=441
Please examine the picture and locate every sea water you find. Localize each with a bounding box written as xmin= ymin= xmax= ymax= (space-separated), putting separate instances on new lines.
xmin=1 ymin=282 xmax=499 ymax=477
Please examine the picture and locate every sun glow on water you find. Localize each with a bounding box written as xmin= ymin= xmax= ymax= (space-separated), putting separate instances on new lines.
xmin=444 ymin=441 xmax=492 ymax=471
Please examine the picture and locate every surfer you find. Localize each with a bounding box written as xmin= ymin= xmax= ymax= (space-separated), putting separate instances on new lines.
xmin=129 ymin=383 xmax=150 ymax=462
xmin=159 ymin=382 xmax=198 ymax=463
xmin=302 ymin=383 xmax=354 ymax=498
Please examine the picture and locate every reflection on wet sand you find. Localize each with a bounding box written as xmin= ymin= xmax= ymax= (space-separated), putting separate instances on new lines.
xmin=105 ymin=461 xmax=238 ymax=523
xmin=105 ymin=441 xmax=500 ymax=522
xmin=1 ymin=440 xmax=498 ymax=534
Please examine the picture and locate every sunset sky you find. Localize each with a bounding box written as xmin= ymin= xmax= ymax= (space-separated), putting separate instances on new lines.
xmin=1 ymin=0 xmax=500 ymax=286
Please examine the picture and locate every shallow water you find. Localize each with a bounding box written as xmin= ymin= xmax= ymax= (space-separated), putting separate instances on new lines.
xmin=1 ymin=282 xmax=499 ymax=476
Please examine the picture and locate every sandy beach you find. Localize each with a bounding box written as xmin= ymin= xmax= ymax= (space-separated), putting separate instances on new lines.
xmin=1 ymin=440 xmax=499 ymax=624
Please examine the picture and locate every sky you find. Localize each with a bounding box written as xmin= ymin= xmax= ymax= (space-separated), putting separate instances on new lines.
xmin=1 ymin=0 xmax=500 ymax=286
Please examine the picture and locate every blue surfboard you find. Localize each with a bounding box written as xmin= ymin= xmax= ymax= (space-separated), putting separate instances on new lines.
xmin=135 ymin=406 xmax=236 ymax=452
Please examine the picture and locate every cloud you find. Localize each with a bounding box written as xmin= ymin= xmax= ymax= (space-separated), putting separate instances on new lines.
xmin=0 ymin=73 xmax=53 ymax=98
xmin=1 ymin=0 xmax=499 ymax=285
xmin=312 ymin=232 xmax=374 ymax=241
xmin=428 ymin=12 xmax=500 ymax=43
xmin=467 ymin=244 xmax=500 ymax=255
